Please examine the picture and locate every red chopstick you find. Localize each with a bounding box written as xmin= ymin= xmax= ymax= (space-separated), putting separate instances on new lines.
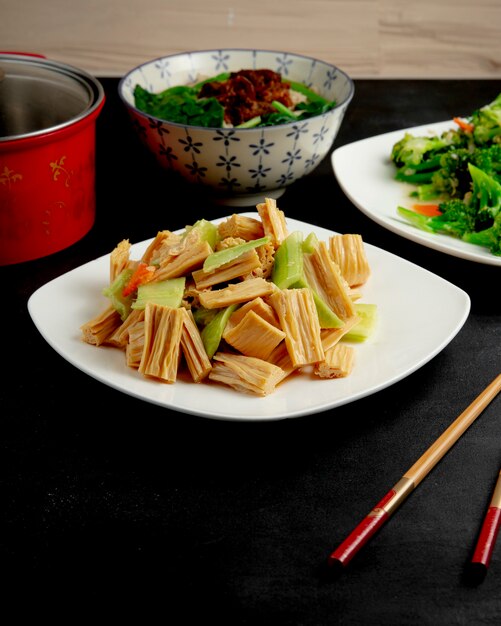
xmin=468 ymin=469 xmax=501 ymax=584
xmin=327 ymin=373 xmax=501 ymax=572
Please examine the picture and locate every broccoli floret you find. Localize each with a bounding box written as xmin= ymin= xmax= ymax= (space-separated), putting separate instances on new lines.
xmin=391 ymin=129 xmax=466 ymax=186
xmin=415 ymin=145 xmax=501 ymax=201
xmin=471 ymin=93 xmax=501 ymax=145
xmin=471 ymin=143 xmax=501 ymax=178
xmin=462 ymin=211 xmax=501 ymax=255
xmin=397 ymin=198 xmax=477 ymax=239
xmin=459 ymin=163 xmax=501 ymax=254
xmin=394 ymin=155 xmax=442 ymax=185
xmin=440 ymin=126 xmax=473 ymax=150
xmin=468 ymin=162 xmax=501 ymax=221
xmin=434 ymin=198 xmax=479 ymax=236
xmin=416 ymin=149 xmax=474 ymax=200
xmin=391 ymin=133 xmax=453 ymax=168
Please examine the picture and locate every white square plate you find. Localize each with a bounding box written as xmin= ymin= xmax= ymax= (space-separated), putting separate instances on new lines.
xmin=28 ymin=214 xmax=470 ymax=421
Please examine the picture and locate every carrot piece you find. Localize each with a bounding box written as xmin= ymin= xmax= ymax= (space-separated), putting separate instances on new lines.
xmin=412 ymin=204 xmax=442 ymax=217
xmin=122 ymin=262 xmax=156 ymax=296
xmin=453 ymin=117 xmax=474 ymax=133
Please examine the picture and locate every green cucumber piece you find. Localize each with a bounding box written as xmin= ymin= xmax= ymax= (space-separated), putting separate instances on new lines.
xmin=184 ymin=219 xmax=219 ymax=249
xmin=343 ymin=303 xmax=378 ymax=342
xmin=131 ymin=277 xmax=186 ymax=310
xmin=271 ymin=231 xmax=304 ymax=289
xmin=200 ymin=304 xmax=238 ymax=358
xmin=192 ymin=306 xmax=218 ymax=327
xmin=302 ymin=232 xmax=319 ymax=254
xmin=203 ymin=236 xmax=270 ymax=273
xmin=102 ymin=268 xmax=134 ymax=321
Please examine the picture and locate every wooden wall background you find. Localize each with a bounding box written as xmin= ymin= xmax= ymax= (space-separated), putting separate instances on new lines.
xmin=2 ymin=0 xmax=501 ymax=78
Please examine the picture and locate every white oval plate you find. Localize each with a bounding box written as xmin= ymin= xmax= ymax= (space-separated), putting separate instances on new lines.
xmin=28 ymin=214 xmax=470 ymax=421
xmin=332 ymin=120 xmax=501 ymax=267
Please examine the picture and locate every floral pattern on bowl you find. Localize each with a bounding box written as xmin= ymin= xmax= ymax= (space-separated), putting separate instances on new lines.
xmin=119 ymin=49 xmax=354 ymax=206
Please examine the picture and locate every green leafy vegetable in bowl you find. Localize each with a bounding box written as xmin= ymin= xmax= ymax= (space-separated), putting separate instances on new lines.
xmin=133 ymin=68 xmax=337 ymax=128
xmin=134 ymin=84 xmax=225 ymax=128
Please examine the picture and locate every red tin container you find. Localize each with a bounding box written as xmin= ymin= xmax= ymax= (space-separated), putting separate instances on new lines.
xmin=0 ymin=53 xmax=105 ymax=265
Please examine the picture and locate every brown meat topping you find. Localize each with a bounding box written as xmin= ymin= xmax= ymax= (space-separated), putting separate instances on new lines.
xmin=198 ymin=69 xmax=293 ymax=126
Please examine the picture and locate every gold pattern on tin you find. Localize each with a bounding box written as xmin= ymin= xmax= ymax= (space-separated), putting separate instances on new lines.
xmin=368 ymin=507 xmax=386 ymax=518
xmin=50 ymin=156 xmax=72 ymax=187
xmin=0 ymin=166 xmax=23 ymax=187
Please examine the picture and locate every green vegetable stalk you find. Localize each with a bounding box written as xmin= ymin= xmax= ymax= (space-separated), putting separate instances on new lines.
xmin=200 ymin=304 xmax=238 ymax=358
xmin=271 ymin=231 xmax=304 ymax=289
xmin=343 ymin=304 xmax=378 ymax=342
xmin=184 ymin=219 xmax=220 ymax=250
xmin=131 ymin=277 xmax=186 ymax=310
xmin=102 ymin=269 xmax=134 ymax=321
xmin=203 ymin=236 xmax=271 ymax=273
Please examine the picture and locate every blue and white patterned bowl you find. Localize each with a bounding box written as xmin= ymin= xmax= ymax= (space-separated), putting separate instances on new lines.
xmin=119 ymin=49 xmax=354 ymax=206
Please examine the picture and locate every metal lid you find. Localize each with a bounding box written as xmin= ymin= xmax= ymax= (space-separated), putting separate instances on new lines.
xmin=0 ymin=53 xmax=104 ymax=141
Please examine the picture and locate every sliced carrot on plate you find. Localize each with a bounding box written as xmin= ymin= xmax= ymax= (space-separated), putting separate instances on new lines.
xmin=412 ymin=204 xmax=442 ymax=217
xmin=453 ymin=116 xmax=474 ymax=133
xmin=122 ymin=262 xmax=156 ymax=297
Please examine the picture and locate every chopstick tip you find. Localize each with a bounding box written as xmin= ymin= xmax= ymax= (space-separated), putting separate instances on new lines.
xmin=315 ymin=557 xmax=346 ymax=583
xmin=464 ymin=562 xmax=488 ymax=586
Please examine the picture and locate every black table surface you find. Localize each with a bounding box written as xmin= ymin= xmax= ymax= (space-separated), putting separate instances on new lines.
xmin=3 ymin=78 xmax=501 ymax=622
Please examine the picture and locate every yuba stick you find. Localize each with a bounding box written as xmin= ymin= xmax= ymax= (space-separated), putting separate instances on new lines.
xmin=327 ymin=373 xmax=501 ymax=571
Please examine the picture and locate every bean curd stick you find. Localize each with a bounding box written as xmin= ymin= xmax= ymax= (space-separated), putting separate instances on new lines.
xmin=256 ymin=197 xmax=289 ymax=248
xmin=327 ymin=373 xmax=501 ymax=572
xmin=110 ymin=239 xmax=131 ymax=282
xmin=138 ymin=303 xmax=184 ymax=382
xmin=267 ymin=341 xmax=298 ymax=382
xmin=180 ymin=308 xmax=212 ymax=382
xmin=269 ymin=288 xmax=324 ymax=367
xmin=192 ymin=249 xmax=261 ymax=289
xmin=126 ymin=321 xmax=145 ymax=369
xmin=209 ymin=352 xmax=284 ymax=396
xmin=223 ymin=310 xmax=286 ymax=361
xmin=225 ymin=296 xmax=281 ymax=332
xmin=80 ymin=305 xmax=122 ymax=346
xmin=329 ymin=234 xmax=371 ymax=288
xmin=320 ymin=316 xmax=359 ymax=351
xmin=140 ymin=230 xmax=175 ymax=265
xmin=154 ymin=240 xmax=212 ymax=281
xmin=217 ymin=214 xmax=265 ymax=241
xmin=198 ymin=277 xmax=275 ymax=309
xmin=303 ymin=242 xmax=355 ymax=321
xmin=314 ymin=343 xmax=355 ymax=379
xmin=107 ymin=308 xmax=145 ymax=348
